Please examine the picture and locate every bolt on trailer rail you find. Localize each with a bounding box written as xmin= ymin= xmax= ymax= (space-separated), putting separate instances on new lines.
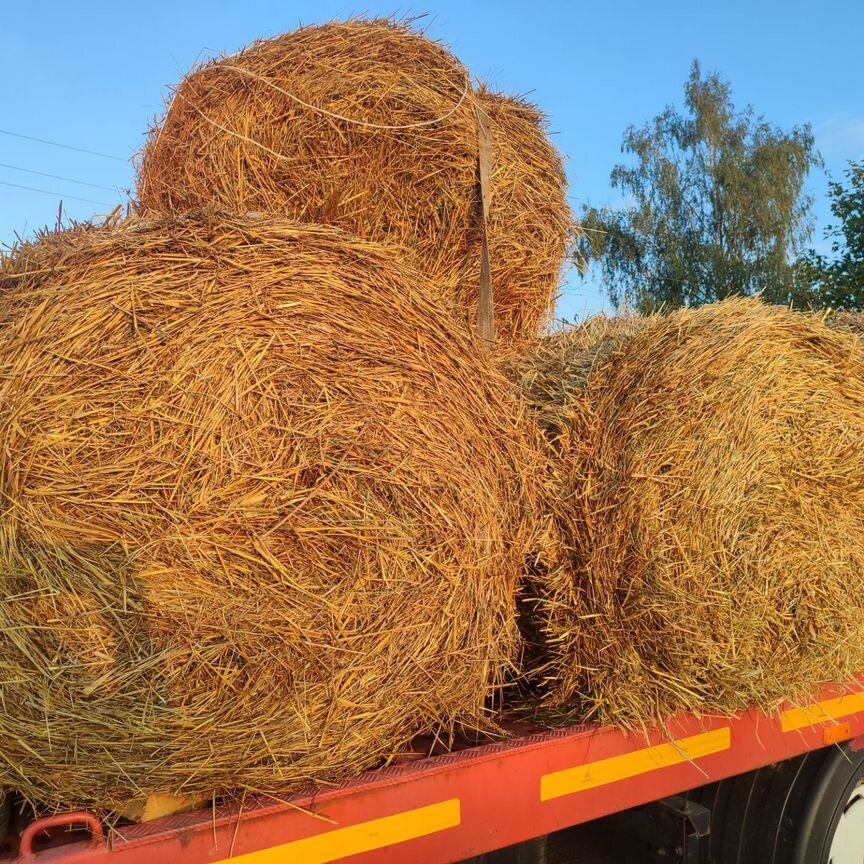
xmin=4 ymin=677 xmax=864 ymax=864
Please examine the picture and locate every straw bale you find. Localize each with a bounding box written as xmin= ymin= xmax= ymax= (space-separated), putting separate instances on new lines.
xmin=528 ymin=298 xmax=864 ymax=725
xmin=0 ymin=212 xmax=542 ymax=811
xmin=136 ymin=19 xmax=573 ymax=354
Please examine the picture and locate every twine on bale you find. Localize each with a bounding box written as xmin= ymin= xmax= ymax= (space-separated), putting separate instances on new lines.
xmin=517 ymin=299 xmax=864 ymax=727
xmin=169 ymin=61 xmax=473 ymax=163
xmin=0 ymin=212 xmax=546 ymax=812
xmin=137 ymin=19 xmax=574 ymax=355
xmin=212 ymin=63 xmax=472 ymax=131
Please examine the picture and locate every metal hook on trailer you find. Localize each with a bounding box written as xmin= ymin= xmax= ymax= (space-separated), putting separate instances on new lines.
xmin=18 ymin=812 xmax=105 ymax=859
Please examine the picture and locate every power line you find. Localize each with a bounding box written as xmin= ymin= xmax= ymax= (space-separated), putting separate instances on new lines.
xmin=0 ymin=179 xmax=111 ymax=207
xmin=0 ymin=162 xmax=120 ymax=192
xmin=0 ymin=129 xmax=126 ymax=162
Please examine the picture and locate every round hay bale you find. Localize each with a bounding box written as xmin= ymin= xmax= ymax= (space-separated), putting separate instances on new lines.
xmin=0 ymin=213 xmax=542 ymax=811
xmin=536 ymin=298 xmax=864 ymax=725
xmin=136 ymin=19 xmax=573 ymax=354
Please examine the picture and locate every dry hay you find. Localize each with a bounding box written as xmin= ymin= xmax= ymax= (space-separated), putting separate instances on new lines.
xmin=506 ymin=313 xmax=649 ymax=444
xmin=467 ymin=87 xmax=573 ymax=353
xmin=0 ymin=212 xmax=543 ymax=812
xmin=136 ymin=19 xmax=573 ymax=354
xmin=531 ymin=298 xmax=864 ymax=726
xmin=503 ymin=313 xmax=649 ymax=687
xmin=826 ymin=309 xmax=864 ymax=335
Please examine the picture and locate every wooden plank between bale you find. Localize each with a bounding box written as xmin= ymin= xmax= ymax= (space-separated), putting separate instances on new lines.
xmin=118 ymin=791 xmax=212 ymax=823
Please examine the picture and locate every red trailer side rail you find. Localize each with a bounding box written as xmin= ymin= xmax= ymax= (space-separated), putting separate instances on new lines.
xmin=7 ymin=679 xmax=864 ymax=864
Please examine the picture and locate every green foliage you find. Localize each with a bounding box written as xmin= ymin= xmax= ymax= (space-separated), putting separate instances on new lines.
xmin=579 ymin=61 xmax=821 ymax=312
xmin=796 ymin=161 xmax=864 ymax=309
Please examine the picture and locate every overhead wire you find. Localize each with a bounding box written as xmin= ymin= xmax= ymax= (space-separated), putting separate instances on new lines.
xmin=0 ymin=180 xmax=111 ymax=207
xmin=0 ymin=128 xmax=126 ymax=162
xmin=0 ymin=162 xmax=121 ymax=192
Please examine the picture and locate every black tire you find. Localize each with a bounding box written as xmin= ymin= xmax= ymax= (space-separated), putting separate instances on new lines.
xmin=687 ymin=743 xmax=864 ymax=863
xmin=791 ymin=744 xmax=864 ymax=864
xmin=755 ymin=749 xmax=828 ymax=863
xmin=732 ymin=763 xmax=786 ymax=863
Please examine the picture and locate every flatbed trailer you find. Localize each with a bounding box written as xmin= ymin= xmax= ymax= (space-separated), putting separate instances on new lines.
xmin=4 ymin=678 xmax=864 ymax=864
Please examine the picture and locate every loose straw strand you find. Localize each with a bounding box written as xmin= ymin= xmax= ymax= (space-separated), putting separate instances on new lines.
xmin=217 ymin=64 xmax=472 ymax=131
xmin=148 ymin=54 xmax=469 ymax=168
xmin=174 ymin=92 xmax=295 ymax=163
xmin=173 ymin=64 xmax=472 ymax=164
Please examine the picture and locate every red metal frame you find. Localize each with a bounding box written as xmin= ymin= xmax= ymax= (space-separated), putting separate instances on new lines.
xmin=6 ymin=678 xmax=864 ymax=864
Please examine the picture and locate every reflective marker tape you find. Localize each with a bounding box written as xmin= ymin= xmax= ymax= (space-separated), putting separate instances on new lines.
xmin=214 ymin=799 xmax=461 ymax=864
xmin=540 ymin=727 xmax=731 ymax=801
xmin=781 ymin=692 xmax=864 ymax=732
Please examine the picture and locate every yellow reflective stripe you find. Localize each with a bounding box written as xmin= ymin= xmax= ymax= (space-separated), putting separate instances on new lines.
xmin=540 ymin=727 xmax=731 ymax=802
xmin=214 ymin=799 xmax=460 ymax=864
xmin=781 ymin=692 xmax=864 ymax=732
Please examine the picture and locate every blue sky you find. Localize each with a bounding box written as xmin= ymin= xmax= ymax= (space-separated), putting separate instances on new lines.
xmin=2 ymin=0 xmax=862 ymax=320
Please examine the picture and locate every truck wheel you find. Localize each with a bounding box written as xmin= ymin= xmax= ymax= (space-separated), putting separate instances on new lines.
xmin=687 ymin=742 xmax=864 ymax=863
xmin=791 ymin=743 xmax=864 ymax=864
